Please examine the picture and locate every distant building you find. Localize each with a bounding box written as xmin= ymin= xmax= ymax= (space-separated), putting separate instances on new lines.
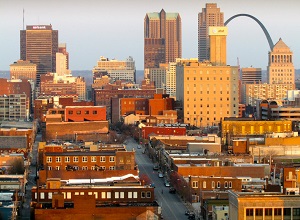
xmin=144 ymin=9 xmax=181 ymax=69
xmin=241 ymin=67 xmax=262 ymax=84
xmin=198 ymin=3 xmax=224 ymax=61
xmin=92 ymin=56 xmax=136 ymax=83
xmin=10 ymin=60 xmax=37 ymax=81
xmin=0 ymin=94 xmax=29 ymax=121
xmin=20 ymin=25 xmax=58 ymax=86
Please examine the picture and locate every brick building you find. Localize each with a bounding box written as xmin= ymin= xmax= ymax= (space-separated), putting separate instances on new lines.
xmin=64 ymin=106 xmax=106 ymax=122
xmin=31 ymin=179 xmax=160 ymax=220
xmin=141 ymin=126 xmax=186 ymax=139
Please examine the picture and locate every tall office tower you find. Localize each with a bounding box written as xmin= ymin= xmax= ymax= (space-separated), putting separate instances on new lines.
xmin=92 ymin=56 xmax=136 ymax=83
xmin=20 ymin=25 xmax=58 ymax=86
xmin=198 ymin=3 xmax=224 ymax=62
xmin=209 ymin=27 xmax=227 ymax=66
xmin=241 ymin=68 xmax=262 ymax=84
xmin=144 ymin=9 xmax=181 ymax=70
xmin=149 ymin=65 xmax=167 ymax=89
xmin=166 ymin=62 xmax=177 ymax=98
xmin=267 ymin=38 xmax=295 ymax=85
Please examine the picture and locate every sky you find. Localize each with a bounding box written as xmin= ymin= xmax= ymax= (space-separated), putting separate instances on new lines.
xmin=1 ymin=0 xmax=300 ymax=71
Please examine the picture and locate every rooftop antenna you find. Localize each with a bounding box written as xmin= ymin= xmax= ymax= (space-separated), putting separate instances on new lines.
xmin=22 ymin=8 xmax=25 ymax=30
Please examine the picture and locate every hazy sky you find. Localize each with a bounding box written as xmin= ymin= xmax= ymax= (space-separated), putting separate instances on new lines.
xmin=1 ymin=0 xmax=300 ymax=71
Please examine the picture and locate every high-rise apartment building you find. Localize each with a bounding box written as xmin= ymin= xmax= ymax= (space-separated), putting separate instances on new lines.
xmin=58 ymin=43 xmax=69 ymax=69
xmin=198 ymin=3 xmax=224 ymax=62
xmin=144 ymin=9 xmax=181 ymax=69
xmin=20 ymin=25 xmax=58 ymax=86
xmin=56 ymin=43 xmax=70 ymax=76
xmin=267 ymin=38 xmax=295 ymax=85
xmin=92 ymin=56 xmax=136 ymax=83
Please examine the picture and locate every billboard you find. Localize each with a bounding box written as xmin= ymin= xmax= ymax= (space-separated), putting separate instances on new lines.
xmin=209 ymin=26 xmax=228 ymax=36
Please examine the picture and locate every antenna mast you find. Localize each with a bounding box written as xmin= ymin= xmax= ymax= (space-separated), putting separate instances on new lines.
xmin=23 ymin=8 xmax=25 ymax=30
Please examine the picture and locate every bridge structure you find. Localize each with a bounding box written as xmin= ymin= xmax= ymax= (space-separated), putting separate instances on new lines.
xmin=225 ymin=13 xmax=274 ymax=50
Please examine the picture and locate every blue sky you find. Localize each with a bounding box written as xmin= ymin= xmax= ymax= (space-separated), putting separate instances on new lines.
xmin=1 ymin=0 xmax=300 ymax=71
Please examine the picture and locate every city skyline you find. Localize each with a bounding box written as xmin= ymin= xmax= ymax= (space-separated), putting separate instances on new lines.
xmin=1 ymin=0 xmax=300 ymax=71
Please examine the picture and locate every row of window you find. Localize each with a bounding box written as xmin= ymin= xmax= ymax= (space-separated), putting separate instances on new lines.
xmin=48 ymin=166 xmax=115 ymax=171
xmin=35 ymin=191 xmax=152 ymax=200
xmin=185 ymin=70 xmax=234 ymax=75
xmin=187 ymin=77 xmax=232 ymax=81
xmin=246 ymin=208 xmax=300 ymax=217
xmin=68 ymin=110 xmax=98 ymax=115
xmin=192 ymin=181 xmax=233 ymax=189
xmin=46 ymin=156 xmax=115 ymax=163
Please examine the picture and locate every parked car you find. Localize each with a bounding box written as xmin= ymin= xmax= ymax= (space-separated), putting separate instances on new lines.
xmin=164 ymin=181 xmax=170 ymax=187
xmin=153 ymin=164 xmax=159 ymax=170
xmin=158 ymin=172 xmax=164 ymax=178
xmin=169 ymin=187 xmax=176 ymax=194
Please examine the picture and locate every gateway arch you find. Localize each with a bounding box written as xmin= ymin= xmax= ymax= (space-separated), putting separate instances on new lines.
xmin=225 ymin=14 xmax=274 ymax=50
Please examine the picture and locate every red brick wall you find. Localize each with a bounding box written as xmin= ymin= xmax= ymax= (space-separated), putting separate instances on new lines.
xmin=142 ymin=127 xmax=186 ymax=139
xmin=65 ymin=106 xmax=106 ymax=122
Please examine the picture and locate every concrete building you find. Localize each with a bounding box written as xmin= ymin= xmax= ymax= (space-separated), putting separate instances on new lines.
xmin=92 ymin=56 xmax=136 ymax=83
xmin=241 ymin=67 xmax=262 ymax=84
xmin=198 ymin=3 xmax=224 ymax=62
xmin=0 ymin=94 xmax=29 ymax=121
xmin=20 ymin=25 xmax=58 ymax=86
xmin=58 ymin=43 xmax=69 ymax=72
xmin=10 ymin=60 xmax=37 ymax=81
xmin=144 ymin=9 xmax=181 ymax=69
xmin=228 ymin=190 xmax=300 ymax=220
xmin=149 ymin=66 xmax=167 ymax=89
xmin=166 ymin=62 xmax=177 ymax=98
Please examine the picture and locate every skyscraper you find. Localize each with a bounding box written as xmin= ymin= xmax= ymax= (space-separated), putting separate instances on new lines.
xmin=20 ymin=25 xmax=58 ymax=86
xmin=198 ymin=3 xmax=224 ymax=62
xmin=144 ymin=9 xmax=181 ymax=69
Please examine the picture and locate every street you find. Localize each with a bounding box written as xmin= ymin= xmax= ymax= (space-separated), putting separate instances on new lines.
xmin=126 ymin=138 xmax=188 ymax=220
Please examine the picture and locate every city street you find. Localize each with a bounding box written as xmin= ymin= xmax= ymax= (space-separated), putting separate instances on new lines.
xmin=126 ymin=138 xmax=188 ymax=220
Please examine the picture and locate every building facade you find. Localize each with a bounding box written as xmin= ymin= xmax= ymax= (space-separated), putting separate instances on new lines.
xmin=20 ymin=25 xmax=58 ymax=86
xmin=198 ymin=3 xmax=224 ymax=61
xmin=144 ymin=9 xmax=182 ymax=69
xmin=176 ymin=60 xmax=239 ymax=127
xmin=10 ymin=60 xmax=37 ymax=81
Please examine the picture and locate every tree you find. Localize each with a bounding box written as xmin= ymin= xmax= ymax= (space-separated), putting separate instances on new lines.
xmin=7 ymin=158 xmax=25 ymax=175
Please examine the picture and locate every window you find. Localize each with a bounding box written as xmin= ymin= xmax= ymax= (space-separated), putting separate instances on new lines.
xmin=120 ymin=192 xmax=124 ymax=199
xmin=128 ymin=192 xmax=132 ymax=198
xmin=141 ymin=192 xmax=146 ymax=198
xmin=100 ymin=156 xmax=106 ymax=162
xmin=212 ymin=181 xmax=215 ymax=188
xmin=109 ymin=156 xmax=115 ymax=162
xmin=115 ymin=192 xmax=119 ymax=199
xmin=100 ymin=166 xmax=106 ymax=170
xmin=48 ymin=192 xmax=52 ymax=199
xmin=192 ymin=181 xmax=198 ymax=188
xmin=133 ymin=192 xmax=138 ymax=198
xmin=224 ymin=181 xmax=228 ymax=188
xmin=82 ymin=156 xmax=88 ymax=162
xmin=48 ymin=166 xmax=52 ymax=170
xmin=65 ymin=157 xmax=70 ymax=163
xmin=203 ymin=181 xmax=206 ymax=189
xmin=293 ymin=208 xmax=300 ymax=216
xmin=56 ymin=157 xmax=61 ymax=162
xmin=109 ymin=166 xmax=115 ymax=170
xmin=93 ymin=110 xmax=97 ymax=114
xmin=254 ymin=208 xmax=263 ymax=216
xmin=91 ymin=166 xmax=96 ymax=170
xmin=107 ymin=192 xmax=111 ymax=199
xmin=229 ymin=181 xmax=232 ymax=188
xmin=73 ymin=156 xmax=79 ymax=162
xmin=91 ymin=156 xmax=96 ymax=162
xmin=274 ymin=208 xmax=282 ymax=216
xmin=284 ymin=208 xmax=291 ymax=216
xmin=265 ymin=208 xmax=272 ymax=216
xmin=82 ymin=166 xmax=88 ymax=170
xmin=84 ymin=110 xmax=89 ymax=115
xmin=217 ymin=181 xmax=220 ymax=188
xmin=55 ymin=166 xmax=60 ymax=170
xmin=46 ymin=157 xmax=52 ymax=163
xmin=76 ymin=110 xmax=81 ymax=115
xmin=68 ymin=111 xmax=73 ymax=114
xmin=246 ymin=209 xmax=253 ymax=216
xmin=101 ymin=192 xmax=106 ymax=199
xmin=146 ymin=191 xmax=151 ymax=198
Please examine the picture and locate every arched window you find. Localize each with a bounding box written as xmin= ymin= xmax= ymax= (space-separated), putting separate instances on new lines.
xmin=203 ymin=181 xmax=206 ymax=189
xmin=229 ymin=181 xmax=232 ymax=188
xmin=212 ymin=181 xmax=215 ymax=188
xmin=224 ymin=181 xmax=228 ymax=188
xmin=217 ymin=181 xmax=221 ymax=188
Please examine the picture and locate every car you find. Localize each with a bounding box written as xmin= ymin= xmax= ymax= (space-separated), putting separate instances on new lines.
xmin=169 ymin=187 xmax=176 ymax=194
xmin=137 ymin=145 xmax=141 ymax=149
xmin=164 ymin=181 xmax=170 ymax=187
xmin=153 ymin=164 xmax=159 ymax=170
xmin=158 ymin=172 xmax=164 ymax=178
xmin=150 ymin=183 xmax=155 ymax=188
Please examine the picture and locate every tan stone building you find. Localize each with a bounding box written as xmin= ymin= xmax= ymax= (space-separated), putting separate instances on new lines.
xmin=176 ymin=60 xmax=238 ymax=127
xmin=10 ymin=60 xmax=37 ymax=81
xmin=228 ymin=190 xmax=300 ymax=220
